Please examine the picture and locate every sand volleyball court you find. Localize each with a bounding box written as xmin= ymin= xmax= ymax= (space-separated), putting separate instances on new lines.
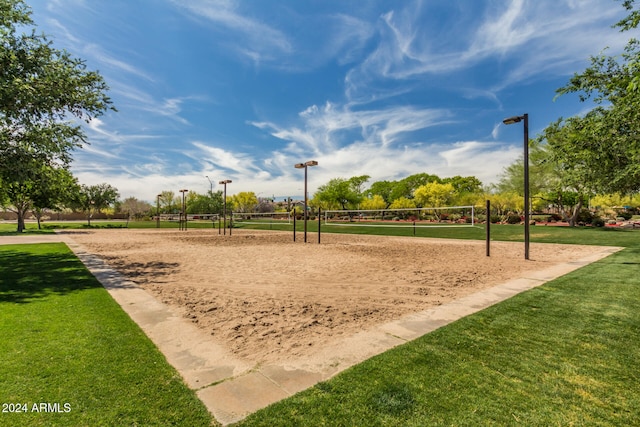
xmin=64 ymin=228 xmax=600 ymax=365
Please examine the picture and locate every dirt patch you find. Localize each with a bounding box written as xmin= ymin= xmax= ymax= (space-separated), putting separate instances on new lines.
xmin=66 ymin=228 xmax=599 ymax=364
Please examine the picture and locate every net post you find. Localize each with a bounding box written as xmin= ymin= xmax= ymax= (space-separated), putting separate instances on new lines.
xmin=472 ymin=205 xmax=475 ymax=227
xmin=486 ymin=200 xmax=491 ymax=257
xmin=293 ymin=210 xmax=296 ymax=242
xmin=318 ymin=208 xmax=321 ymax=244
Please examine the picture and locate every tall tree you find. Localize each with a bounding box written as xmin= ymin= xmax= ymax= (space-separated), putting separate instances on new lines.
xmin=118 ymin=197 xmax=153 ymax=223
xmin=0 ymin=0 xmax=114 ymax=231
xmin=158 ymin=191 xmax=177 ymax=214
xmin=360 ymin=195 xmax=387 ymax=210
xmin=185 ymin=190 xmax=223 ymax=215
xmin=413 ymin=182 xmax=455 ymax=209
xmin=30 ymin=166 xmax=78 ymax=229
xmin=365 ymin=180 xmax=397 ymax=208
xmin=552 ymin=0 xmax=640 ymax=195
xmin=72 ymin=183 xmax=119 ymax=226
xmin=315 ymin=178 xmax=361 ymax=210
xmin=231 ymin=192 xmax=258 ymax=213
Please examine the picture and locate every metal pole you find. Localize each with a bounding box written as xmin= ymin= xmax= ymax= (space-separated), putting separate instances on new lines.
xmin=486 ymin=199 xmax=491 ymax=257
xmin=318 ymin=207 xmax=321 ymax=244
xmin=293 ymin=210 xmax=296 ymax=242
xmin=304 ymin=165 xmax=308 ymax=243
xmin=523 ymin=114 xmax=530 ymax=260
xmin=223 ymin=183 xmax=227 ymax=235
xmin=156 ymin=195 xmax=160 ymax=228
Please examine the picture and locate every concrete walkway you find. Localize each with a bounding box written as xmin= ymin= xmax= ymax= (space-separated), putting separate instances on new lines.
xmin=1 ymin=234 xmax=623 ymax=425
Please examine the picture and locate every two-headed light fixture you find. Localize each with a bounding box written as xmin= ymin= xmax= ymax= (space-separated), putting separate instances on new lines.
xmin=294 ymin=160 xmax=318 ymax=243
xmin=295 ymin=160 xmax=318 ymax=169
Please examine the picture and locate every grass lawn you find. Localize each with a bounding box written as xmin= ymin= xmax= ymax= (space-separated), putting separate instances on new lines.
xmin=1 ymin=221 xmax=639 ymax=425
xmin=0 ymin=243 xmax=213 ymax=426
xmin=1 ymin=218 xmax=638 ymax=247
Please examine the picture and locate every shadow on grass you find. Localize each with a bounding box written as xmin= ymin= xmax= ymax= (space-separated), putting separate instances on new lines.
xmin=0 ymin=243 xmax=101 ymax=304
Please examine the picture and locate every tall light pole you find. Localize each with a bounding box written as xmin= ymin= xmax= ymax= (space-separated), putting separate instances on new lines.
xmin=503 ymin=113 xmax=529 ymax=260
xmin=156 ymin=194 xmax=162 ymax=228
xmin=179 ymin=189 xmax=189 ymax=231
xmin=294 ymin=160 xmax=318 ymax=243
xmin=205 ymin=175 xmax=213 ymax=193
xmin=219 ymin=179 xmax=232 ymax=235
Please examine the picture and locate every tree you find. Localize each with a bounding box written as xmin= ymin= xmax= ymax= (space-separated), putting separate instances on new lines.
xmin=536 ymin=116 xmax=605 ymax=225
xmin=118 ymin=197 xmax=152 ymax=223
xmin=315 ymin=178 xmax=361 ymax=210
xmin=486 ymin=192 xmax=523 ymax=219
xmin=360 ymin=195 xmax=387 ymax=210
xmin=441 ymin=176 xmax=483 ymax=195
xmin=185 ymin=190 xmax=223 ymax=215
xmin=365 ymin=180 xmax=397 ymax=208
xmin=389 ymin=197 xmax=417 ymax=210
xmin=552 ymin=1 xmax=640 ymax=195
xmin=401 ymin=173 xmax=441 ymax=193
xmin=158 ymin=191 xmax=177 ymax=214
xmin=0 ymin=146 xmax=79 ymax=231
xmin=0 ymin=0 xmax=114 ymax=231
xmin=73 ymin=183 xmax=119 ymax=226
xmin=31 ymin=166 xmax=78 ymax=229
xmin=413 ymin=182 xmax=455 ymax=208
xmin=348 ymin=175 xmax=370 ymax=197
xmin=231 ymin=192 xmax=258 ymax=213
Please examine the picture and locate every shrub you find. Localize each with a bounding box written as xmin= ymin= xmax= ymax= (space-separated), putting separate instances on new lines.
xmin=547 ymin=213 xmax=563 ymax=222
xmin=506 ymin=214 xmax=522 ymax=224
xmin=576 ymin=209 xmax=595 ymax=224
xmin=490 ymin=215 xmax=501 ymax=224
xmin=592 ymin=217 xmax=605 ymax=227
xmin=619 ymin=211 xmax=633 ymax=220
xmin=448 ymin=214 xmax=461 ymax=222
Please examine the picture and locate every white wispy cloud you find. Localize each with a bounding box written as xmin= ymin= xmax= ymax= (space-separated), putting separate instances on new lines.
xmin=169 ymin=0 xmax=292 ymax=64
xmin=189 ymin=142 xmax=262 ymax=177
xmin=346 ymin=0 xmax=628 ymax=101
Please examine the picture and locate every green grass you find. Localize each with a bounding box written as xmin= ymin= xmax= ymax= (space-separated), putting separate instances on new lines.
xmin=2 ymin=218 xmax=638 ymax=247
xmin=236 ymin=219 xmax=640 ymax=247
xmin=237 ymin=246 xmax=640 ymax=426
xmin=0 ymin=243 xmax=213 ymax=426
xmin=2 ymin=220 xmax=639 ymax=425
xmin=0 ymin=220 xmax=220 ymax=235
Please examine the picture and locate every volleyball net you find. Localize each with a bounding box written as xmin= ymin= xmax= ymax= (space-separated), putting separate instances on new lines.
xmin=323 ymin=206 xmax=476 ymax=228
xmin=232 ymin=211 xmax=292 ymax=225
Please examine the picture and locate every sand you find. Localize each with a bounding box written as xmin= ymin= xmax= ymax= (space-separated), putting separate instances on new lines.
xmin=64 ymin=228 xmax=599 ymax=364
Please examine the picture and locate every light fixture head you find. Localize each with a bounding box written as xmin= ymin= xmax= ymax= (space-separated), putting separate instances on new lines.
xmin=503 ymin=115 xmax=524 ymax=125
xmin=305 ymin=160 xmax=318 ymax=167
xmin=218 ymin=179 xmax=232 ymax=184
xmin=294 ymin=163 xmax=305 ymax=169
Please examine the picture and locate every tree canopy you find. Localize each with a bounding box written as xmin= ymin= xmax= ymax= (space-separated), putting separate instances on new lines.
xmin=0 ymin=0 xmax=114 ymax=231
xmin=551 ymin=0 xmax=640 ymax=195
xmin=72 ymin=183 xmax=119 ymax=226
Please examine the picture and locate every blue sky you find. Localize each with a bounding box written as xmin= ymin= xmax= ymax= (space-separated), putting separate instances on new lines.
xmin=28 ymin=0 xmax=631 ymax=201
